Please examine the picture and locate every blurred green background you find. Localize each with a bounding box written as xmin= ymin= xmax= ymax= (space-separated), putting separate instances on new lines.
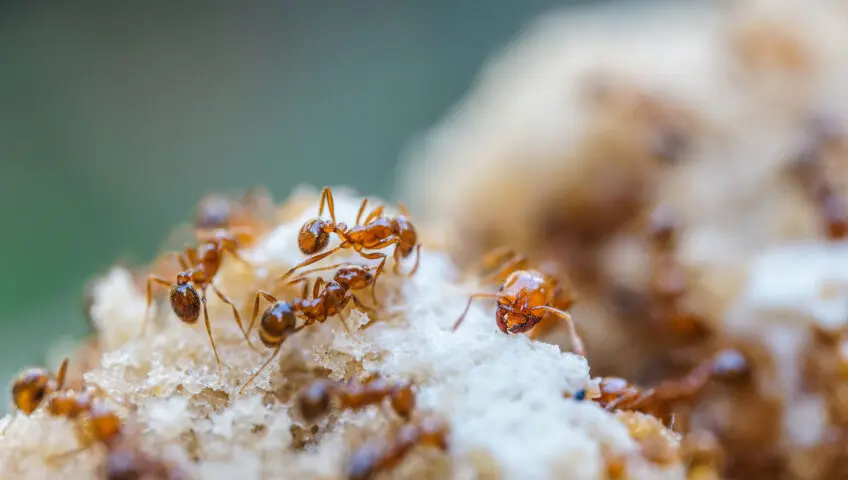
xmin=0 ymin=0 xmax=606 ymax=401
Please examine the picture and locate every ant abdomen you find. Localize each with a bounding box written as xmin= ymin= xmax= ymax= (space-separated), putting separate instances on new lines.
xmin=11 ymin=370 xmax=51 ymax=415
xmin=169 ymin=284 xmax=201 ymax=324
xmin=299 ymin=218 xmax=331 ymax=254
xmin=258 ymin=302 xmax=298 ymax=348
xmin=297 ymin=379 xmax=333 ymax=421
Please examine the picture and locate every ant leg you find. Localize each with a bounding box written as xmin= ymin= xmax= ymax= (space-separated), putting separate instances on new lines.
xmin=364 ymin=205 xmax=385 ymax=225
xmin=210 ymin=284 xmax=257 ymax=352
xmin=143 ymin=276 xmax=173 ymax=337
xmin=279 ymin=245 xmax=347 ymax=282
xmin=351 ymin=294 xmax=376 ymax=313
xmin=286 ymin=277 xmax=311 ymax=299
xmin=184 ymin=247 xmax=200 ymax=267
xmin=248 ymin=290 xmax=278 ymax=337
xmin=479 ymin=247 xmax=527 ymax=283
xmin=221 ymin=244 xmax=253 ymax=268
xmin=318 ymin=187 xmax=337 ymax=223
xmin=313 ymin=277 xmax=325 ymax=299
xmin=200 ymin=296 xmax=224 ymax=383
xmin=397 ymin=202 xmax=411 ymax=217
xmin=239 ymin=344 xmax=282 ymax=394
xmin=407 ymin=243 xmax=422 ymax=277
xmin=355 ymin=198 xmax=368 ymax=225
xmin=336 ymin=309 xmax=353 ymax=335
xmin=354 ymin=250 xmax=388 ymax=306
xmin=531 ymin=306 xmax=586 ymax=357
xmin=604 ymin=390 xmax=643 ymax=412
xmin=55 ymin=357 xmax=70 ymax=391
xmin=452 ymin=293 xmax=503 ymax=331
xmin=288 ymin=262 xmax=358 ymax=281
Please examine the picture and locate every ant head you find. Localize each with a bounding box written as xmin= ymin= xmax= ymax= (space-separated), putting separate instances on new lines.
xmin=335 ymin=265 xmax=374 ymax=290
xmin=297 ymin=379 xmax=333 ymax=422
xmin=11 ymin=368 xmax=52 ymax=414
xmin=169 ymin=284 xmax=201 ymax=324
xmin=298 ymin=218 xmax=331 ymax=255
xmin=259 ymin=302 xmax=298 ymax=348
xmin=391 ymin=217 xmax=418 ymax=257
xmin=88 ymin=402 xmax=123 ymax=442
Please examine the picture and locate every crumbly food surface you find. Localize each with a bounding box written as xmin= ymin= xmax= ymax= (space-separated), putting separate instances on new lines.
xmin=0 ymin=189 xmax=683 ymax=480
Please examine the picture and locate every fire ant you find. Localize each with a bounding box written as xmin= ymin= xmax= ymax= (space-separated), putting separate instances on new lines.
xmin=145 ymin=229 xmax=254 ymax=381
xmin=1 ymin=357 xmax=69 ymax=435
xmin=786 ymin=118 xmax=848 ymax=240
xmin=452 ymin=248 xmax=585 ymax=356
xmin=279 ymin=187 xmax=422 ymax=302
xmin=644 ymin=206 xmax=712 ymax=345
xmin=345 ymin=415 xmax=450 ymax=480
xmin=297 ymin=375 xmax=415 ymax=422
xmin=239 ymin=265 xmax=377 ymax=393
xmin=586 ymin=349 xmax=749 ymax=424
xmin=194 ymin=187 xmax=274 ymax=246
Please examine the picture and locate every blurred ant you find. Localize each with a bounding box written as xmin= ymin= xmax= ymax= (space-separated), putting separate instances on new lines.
xmin=786 ymin=118 xmax=848 ymax=240
xmin=239 ymin=265 xmax=377 ymax=393
xmin=195 ymin=187 xmax=274 ymax=245
xmin=644 ymin=206 xmax=712 ymax=346
xmin=145 ymin=229 xmax=254 ymax=381
xmin=345 ymin=415 xmax=450 ymax=480
xmin=280 ymin=187 xmax=422 ymax=302
xmin=452 ymin=248 xmax=585 ymax=356
xmin=297 ymin=375 xmax=415 ymax=422
xmin=583 ymin=349 xmax=749 ymax=424
xmin=1 ymin=357 xmax=69 ymax=435
xmin=103 ymin=439 xmax=187 ymax=480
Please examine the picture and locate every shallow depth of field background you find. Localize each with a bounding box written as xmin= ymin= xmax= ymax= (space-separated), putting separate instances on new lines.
xmin=0 ymin=0 xmax=618 ymax=402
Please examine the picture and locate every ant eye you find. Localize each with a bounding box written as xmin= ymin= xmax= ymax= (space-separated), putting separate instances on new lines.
xmin=573 ymin=389 xmax=586 ymax=401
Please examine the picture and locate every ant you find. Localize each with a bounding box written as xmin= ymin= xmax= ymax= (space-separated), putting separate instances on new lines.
xmin=297 ymin=375 xmax=415 ymax=422
xmin=145 ymin=228 xmax=254 ymax=381
xmin=451 ymin=248 xmax=585 ymax=356
xmin=786 ymin=118 xmax=848 ymax=240
xmin=345 ymin=415 xmax=450 ymax=480
xmin=474 ymin=247 xmax=578 ymax=340
xmin=194 ymin=187 xmax=274 ymax=246
xmin=239 ymin=265 xmax=377 ymax=393
xmin=1 ymin=357 xmax=69 ymax=436
xmin=585 ymin=349 xmax=749 ymax=424
xmin=279 ymin=187 xmax=422 ymax=302
xmin=644 ymin=206 xmax=712 ymax=345
xmin=103 ymin=439 xmax=187 ymax=480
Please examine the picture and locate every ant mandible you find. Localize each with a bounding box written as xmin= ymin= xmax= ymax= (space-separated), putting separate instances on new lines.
xmin=239 ymin=265 xmax=377 ymax=393
xmin=345 ymin=415 xmax=450 ymax=480
xmin=279 ymin=187 xmax=422 ymax=303
xmin=297 ymin=375 xmax=415 ymax=422
xmin=452 ymin=249 xmax=585 ymax=356
xmin=145 ymin=228 xmax=254 ymax=381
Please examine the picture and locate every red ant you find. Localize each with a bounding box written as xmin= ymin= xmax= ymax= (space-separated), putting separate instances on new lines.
xmin=145 ymin=229 xmax=254 ymax=381
xmin=1 ymin=358 xmax=69 ymax=436
xmin=644 ymin=206 xmax=713 ymax=345
xmin=582 ymin=349 xmax=749 ymax=424
xmin=452 ymin=248 xmax=585 ymax=356
xmin=297 ymin=375 xmax=415 ymax=422
xmin=279 ymin=187 xmax=422 ymax=303
xmin=345 ymin=415 xmax=450 ymax=480
xmin=239 ymin=265 xmax=377 ymax=393
xmin=786 ymin=119 xmax=848 ymax=240
xmin=194 ymin=187 xmax=274 ymax=246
